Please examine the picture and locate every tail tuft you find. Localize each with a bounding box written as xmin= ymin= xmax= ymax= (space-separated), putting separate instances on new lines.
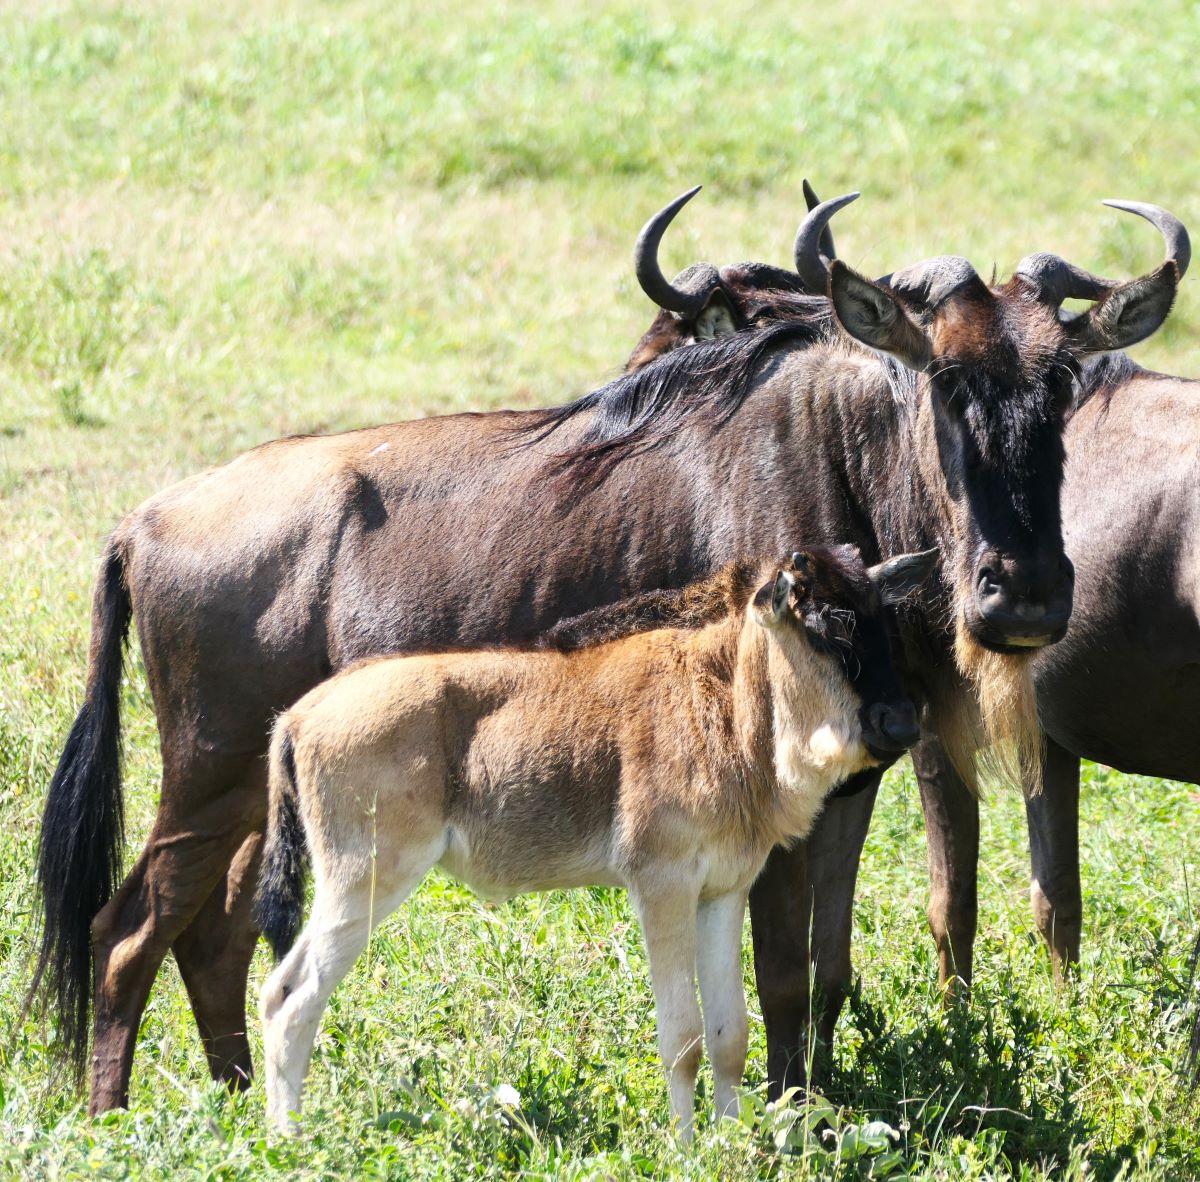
xmin=255 ymin=725 xmax=309 ymax=960
xmin=29 ymin=540 xmax=131 ymax=1080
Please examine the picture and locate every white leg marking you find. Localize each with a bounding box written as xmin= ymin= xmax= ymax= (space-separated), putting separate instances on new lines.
xmin=631 ymin=881 xmax=703 ymax=1141
xmin=697 ymin=891 xmax=750 ymax=1121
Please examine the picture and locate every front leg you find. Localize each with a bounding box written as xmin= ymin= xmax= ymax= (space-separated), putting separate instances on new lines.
xmin=748 ymin=772 xmax=882 ymax=1098
xmin=696 ymin=891 xmax=750 ymax=1120
xmin=1026 ymin=736 xmax=1081 ymax=982
xmin=911 ymin=738 xmax=979 ymax=997
xmin=631 ymin=881 xmax=703 ymax=1141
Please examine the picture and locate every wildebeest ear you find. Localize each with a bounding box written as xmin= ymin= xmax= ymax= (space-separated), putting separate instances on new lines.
xmin=787 ymin=551 xmax=817 ymax=597
xmin=1065 ymin=262 xmax=1178 ymax=354
xmin=693 ymin=289 xmax=738 ymax=342
xmin=789 ymin=550 xmax=814 ymax=575
xmin=829 ymin=260 xmax=933 ymax=371
xmin=867 ymin=548 xmax=939 ymax=605
xmin=753 ymin=569 xmax=796 ymax=624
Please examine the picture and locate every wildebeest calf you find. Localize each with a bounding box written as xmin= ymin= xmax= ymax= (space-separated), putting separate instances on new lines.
xmin=255 ymin=545 xmax=935 ymax=1136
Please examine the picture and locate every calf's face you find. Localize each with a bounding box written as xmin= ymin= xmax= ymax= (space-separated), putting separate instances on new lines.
xmin=754 ymin=545 xmax=938 ymax=763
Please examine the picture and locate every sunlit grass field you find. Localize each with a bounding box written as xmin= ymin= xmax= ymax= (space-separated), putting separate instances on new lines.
xmin=3 ymin=1 xmax=1200 ymax=1177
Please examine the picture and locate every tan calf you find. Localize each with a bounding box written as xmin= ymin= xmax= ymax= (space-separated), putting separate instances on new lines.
xmin=255 ymin=545 xmax=935 ymax=1137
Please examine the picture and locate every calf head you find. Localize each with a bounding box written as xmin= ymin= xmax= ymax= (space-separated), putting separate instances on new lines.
xmin=753 ymin=544 xmax=938 ymax=762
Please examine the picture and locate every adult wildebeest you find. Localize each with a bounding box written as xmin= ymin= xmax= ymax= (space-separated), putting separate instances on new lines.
xmin=622 ymin=181 xmax=829 ymax=372
xmin=254 ymin=547 xmax=933 ymax=1136
xmin=903 ymin=351 xmax=1200 ymax=999
xmin=616 ymin=186 xmax=1197 ymax=1052
xmin=32 ymin=189 xmax=1180 ymax=1114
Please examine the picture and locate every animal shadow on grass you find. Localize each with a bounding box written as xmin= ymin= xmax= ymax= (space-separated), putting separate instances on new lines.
xmin=828 ymin=974 xmax=1200 ymax=1180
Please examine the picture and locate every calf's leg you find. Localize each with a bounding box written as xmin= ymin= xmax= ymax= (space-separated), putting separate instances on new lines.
xmin=261 ymin=832 xmax=445 ymax=1133
xmin=912 ymin=739 xmax=979 ymax=996
xmin=696 ymin=891 xmax=750 ymax=1120
xmin=1026 ymin=737 xmax=1082 ymax=981
xmin=631 ymin=881 xmax=703 ymax=1140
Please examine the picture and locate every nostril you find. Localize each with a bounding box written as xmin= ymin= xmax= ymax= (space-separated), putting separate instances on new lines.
xmin=868 ymin=702 xmax=920 ymax=749
xmin=884 ymin=706 xmax=919 ymax=746
xmin=978 ymin=567 xmax=1002 ymax=596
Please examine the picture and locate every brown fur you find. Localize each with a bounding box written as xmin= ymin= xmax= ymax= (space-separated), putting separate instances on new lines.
xmin=537 ymin=559 xmax=762 ymax=652
xmin=256 ymin=550 xmax=902 ymax=1133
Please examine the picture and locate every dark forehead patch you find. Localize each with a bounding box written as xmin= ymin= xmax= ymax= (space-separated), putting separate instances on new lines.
xmin=933 ymin=278 xmax=1068 ymax=373
xmin=792 ymin=544 xmax=873 ymax=613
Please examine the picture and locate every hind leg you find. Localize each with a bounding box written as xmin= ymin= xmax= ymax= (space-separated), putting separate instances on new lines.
xmin=173 ymin=828 xmax=265 ymax=1091
xmin=260 ymin=835 xmax=443 ymax=1132
xmin=89 ymin=752 xmax=261 ymax=1115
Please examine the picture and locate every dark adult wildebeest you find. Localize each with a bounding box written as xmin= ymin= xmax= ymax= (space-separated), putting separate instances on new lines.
xmin=33 ymin=190 xmax=1180 ymax=1114
xmin=626 ymin=186 xmax=1199 ymax=1006
xmin=901 ymin=351 xmax=1200 ymax=999
xmin=623 ymin=181 xmax=830 ymax=372
xmin=254 ymin=547 xmax=933 ymax=1136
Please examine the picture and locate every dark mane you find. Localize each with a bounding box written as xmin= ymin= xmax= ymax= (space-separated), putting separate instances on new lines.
xmin=515 ymin=303 xmax=833 ymax=484
xmin=1073 ymin=351 xmax=1145 ymax=410
xmin=536 ymin=543 xmax=874 ymax=655
xmin=536 ymin=559 xmax=763 ymax=653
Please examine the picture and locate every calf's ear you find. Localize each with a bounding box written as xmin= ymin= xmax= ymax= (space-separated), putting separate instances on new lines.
xmin=829 ymin=260 xmax=933 ymax=371
xmin=867 ymin=548 xmax=939 ymax=605
xmin=753 ymin=569 xmax=796 ymax=624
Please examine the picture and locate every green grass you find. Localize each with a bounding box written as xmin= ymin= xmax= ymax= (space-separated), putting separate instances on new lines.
xmin=2 ymin=0 xmax=1200 ymax=1176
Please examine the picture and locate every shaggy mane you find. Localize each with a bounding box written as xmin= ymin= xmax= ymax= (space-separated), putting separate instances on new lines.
xmin=514 ymin=308 xmax=833 ymax=484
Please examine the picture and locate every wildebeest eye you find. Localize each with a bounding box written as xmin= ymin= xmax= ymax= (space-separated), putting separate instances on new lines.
xmin=930 ymin=373 xmax=968 ymax=419
xmin=802 ymin=603 xmax=860 ymax=676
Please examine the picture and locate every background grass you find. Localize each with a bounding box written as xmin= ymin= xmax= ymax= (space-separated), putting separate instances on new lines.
xmin=2 ymin=0 xmax=1200 ymax=1177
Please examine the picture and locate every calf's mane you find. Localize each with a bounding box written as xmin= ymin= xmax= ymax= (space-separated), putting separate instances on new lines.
xmin=536 ymin=559 xmax=762 ymax=653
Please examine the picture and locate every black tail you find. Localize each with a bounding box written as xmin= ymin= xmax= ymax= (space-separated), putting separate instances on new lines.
xmin=29 ymin=539 xmax=132 ymax=1079
xmin=254 ymin=723 xmax=309 ymax=960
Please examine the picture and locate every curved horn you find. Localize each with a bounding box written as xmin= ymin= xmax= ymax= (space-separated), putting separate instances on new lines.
xmin=794 ymin=191 xmax=860 ymax=294
xmin=802 ymin=178 xmax=837 ymax=261
xmin=1013 ymin=252 xmax=1115 ymax=304
xmin=1016 ymin=200 xmax=1191 ymax=305
xmin=634 ymin=186 xmax=715 ymax=316
xmin=1102 ymin=199 xmax=1190 ymax=280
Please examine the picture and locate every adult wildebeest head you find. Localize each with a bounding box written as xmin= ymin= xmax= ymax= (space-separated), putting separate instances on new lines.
xmin=624 ymin=182 xmax=825 ymax=372
xmin=629 ymin=185 xmax=1189 ymax=659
